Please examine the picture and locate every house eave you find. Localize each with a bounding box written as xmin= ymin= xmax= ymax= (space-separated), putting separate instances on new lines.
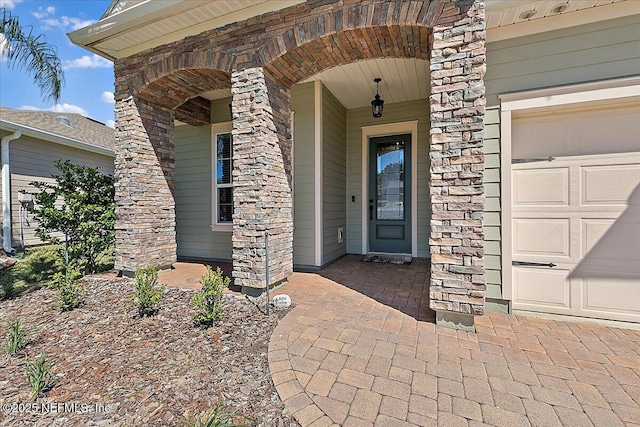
xmin=486 ymin=0 xmax=640 ymax=43
xmin=68 ymin=0 xmax=305 ymax=60
xmin=0 ymin=120 xmax=115 ymax=158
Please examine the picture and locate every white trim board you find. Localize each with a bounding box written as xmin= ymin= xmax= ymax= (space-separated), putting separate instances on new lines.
xmin=314 ymin=80 xmax=323 ymax=267
xmin=361 ymin=121 xmax=419 ymax=257
xmin=499 ymin=77 xmax=640 ymax=302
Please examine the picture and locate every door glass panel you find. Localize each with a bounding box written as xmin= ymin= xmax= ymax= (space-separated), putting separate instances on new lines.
xmin=376 ymin=140 xmax=405 ymax=220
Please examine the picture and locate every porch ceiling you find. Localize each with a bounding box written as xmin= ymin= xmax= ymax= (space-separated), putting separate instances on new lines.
xmin=302 ymin=58 xmax=431 ymax=110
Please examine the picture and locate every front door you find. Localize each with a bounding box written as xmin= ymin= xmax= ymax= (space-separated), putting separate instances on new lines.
xmin=369 ymin=134 xmax=411 ymax=253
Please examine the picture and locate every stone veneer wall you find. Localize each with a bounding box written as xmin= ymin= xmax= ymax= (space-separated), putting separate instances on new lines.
xmin=113 ymin=96 xmax=177 ymax=273
xmin=112 ymin=0 xmax=486 ymax=312
xmin=230 ymin=68 xmax=293 ymax=290
xmin=429 ymin=0 xmax=486 ymax=321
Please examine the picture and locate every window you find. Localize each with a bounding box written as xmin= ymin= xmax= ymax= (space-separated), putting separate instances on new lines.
xmin=211 ymin=122 xmax=233 ymax=231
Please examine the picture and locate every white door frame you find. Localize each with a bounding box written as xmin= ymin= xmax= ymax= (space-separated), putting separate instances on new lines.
xmin=499 ymin=76 xmax=640 ymax=301
xmin=361 ymin=120 xmax=419 ymax=257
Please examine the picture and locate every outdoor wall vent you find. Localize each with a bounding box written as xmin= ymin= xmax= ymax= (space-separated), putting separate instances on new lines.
xmin=518 ymin=9 xmax=537 ymax=20
xmin=56 ymin=116 xmax=71 ymax=127
xmin=551 ymin=3 xmax=569 ymax=14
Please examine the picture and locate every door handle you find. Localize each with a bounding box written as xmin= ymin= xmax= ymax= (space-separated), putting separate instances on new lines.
xmin=513 ymin=261 xmax=557 ymax=268
xmin=369 ymin=199 xmax=373 ymax=221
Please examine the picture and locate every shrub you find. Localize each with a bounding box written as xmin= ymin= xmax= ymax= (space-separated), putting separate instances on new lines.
xmin=191 ymin=266 xmax=229 ymax=326
xmin=1 ymin=272 xmax=15 ymax=299
xmin=25 ymin=353 xmax=55 ymax=401
xmin=187 ymin=401 xmax=251 ymax=427
xmin=131 ymin=266 xmax=165 ymax=317
xmin=30 ymin=160 xmax=115 ymax=274
xmin=53 ymin=266 xmax=83 ymax=312
xmin=0 ymin=246 xmax=64 ymax=294
xmin=6 ymin=318 xmax=29 ymax=355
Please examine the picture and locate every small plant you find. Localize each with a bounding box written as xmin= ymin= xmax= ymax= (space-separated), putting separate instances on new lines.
xmin=25 ymin=353 xmax=55 ymax=401
xmin=53 ymin=266 xmax=83 ymax=312
xmin=131 ymin=266 xmax=165 ymax=317
xmin=6 ymin=319 xmax=29 ymax=355
xmin=191 ymin=266 xmax=229 ymax=326
xmin=187 ymin=401 xmax=251 ymax=427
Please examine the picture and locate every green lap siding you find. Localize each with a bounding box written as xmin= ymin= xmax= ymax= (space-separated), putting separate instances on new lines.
xmin=322 ymin=84 xmax=347 ymax=265
xmin=174 ymin=123 xmax=232 ymax=261
xmin=292 ymin=82 xmax=317 ymax=268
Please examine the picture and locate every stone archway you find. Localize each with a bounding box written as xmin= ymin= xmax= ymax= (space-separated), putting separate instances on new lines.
xmin=113 ymin=0 xmax=486 ymax=327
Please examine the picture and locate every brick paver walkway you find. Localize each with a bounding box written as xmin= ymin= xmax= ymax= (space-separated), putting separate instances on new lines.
xmin=269 ymin=257 xmax=640 ymax=426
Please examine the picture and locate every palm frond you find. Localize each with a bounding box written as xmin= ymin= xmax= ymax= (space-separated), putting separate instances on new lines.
xmin=1 ymin=8 xmax=64 ymax=102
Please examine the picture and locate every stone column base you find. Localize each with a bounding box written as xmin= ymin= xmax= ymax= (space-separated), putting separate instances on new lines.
xmin=436 ymin=311 xmax=476 ymax=332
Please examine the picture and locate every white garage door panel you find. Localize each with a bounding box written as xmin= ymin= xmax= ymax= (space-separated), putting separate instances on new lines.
xmin=513 ymin=168 xmax=569 ymax=206
xmin=579 ymin=108 xmax=640 ymax=156
xmin=581 ymin=219 xmax=615 ymax=257
xmin=581 ymin=218 xmax=640 ymax=264
xmin=512 ymin=104 xmax=640 ymax=323
xmin=583 ymin=277 xmax=640 ymax=316
xmin=514 ymin=267 xmax=571 ymax=309
xmin=582 ymin=164 xmax=640 ymax=205
xmin=513 ymin=219 xmax=569 ymax=257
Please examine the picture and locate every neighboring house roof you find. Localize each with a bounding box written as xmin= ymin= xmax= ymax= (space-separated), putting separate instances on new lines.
xmin=0 ymin=107 xmax=115 ymax=157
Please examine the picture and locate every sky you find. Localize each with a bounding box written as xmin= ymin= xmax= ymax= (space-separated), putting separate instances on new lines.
xmin=0 ymin=0 xmax=115 ymax=127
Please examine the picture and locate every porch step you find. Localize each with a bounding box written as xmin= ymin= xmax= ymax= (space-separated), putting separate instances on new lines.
xmin=362 ymin=253 xmax=412 ymax=265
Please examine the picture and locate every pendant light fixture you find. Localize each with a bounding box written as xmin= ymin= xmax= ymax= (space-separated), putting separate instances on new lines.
xmin=371 ymin=77 xmax=384 ymax=118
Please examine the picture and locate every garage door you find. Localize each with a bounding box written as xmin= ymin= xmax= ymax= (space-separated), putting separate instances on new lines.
xmin=511 ymin=103 xmax=640 ymax=323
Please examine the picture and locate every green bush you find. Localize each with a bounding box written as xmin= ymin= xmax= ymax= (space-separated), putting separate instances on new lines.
xmin=191 ymin=266 xmax=229 ymax=326
xmin=30 ymin=160 xmax=115 ymax=274
xmin=0 ymin=246 xmax=64 ymax=297
xmin=25 ymin=353 xmax=55 ymax=401
xmin=1 ymin=273 xmax=15 ymax=299
xmin=131 ymin=266 xmax=165 ymax=317
xmin=53 ymin=266 xmax=83 ymax=312
xmin=6 ymin=318 xmax=29 ymax=355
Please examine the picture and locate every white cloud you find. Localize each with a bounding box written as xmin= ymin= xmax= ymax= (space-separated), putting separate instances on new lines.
xmin=101 ymin=91 xmax=115 ymax=104
xmin=33 ymin=7 xmax=95 ymax=32
xmin=62 ymin=54 xmax=112 ymax=70
xmin=40 ymin=16 xmax=95 ymax=31
xmin=106 ymin=120 xmax=115 ymax=129
xmin=19 ymin=103 xmax=89 ymax=116
xmin=0 ymin=0 xmax=23 ymax=10
xmin=32 ymin=6 xmax=55 ymax=20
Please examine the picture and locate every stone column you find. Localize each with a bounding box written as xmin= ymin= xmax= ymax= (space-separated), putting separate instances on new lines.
xmin=230 ymin=67 xmax=294 ymax=293
xmin=113 ymin=95 xmax=177 ymax=274
xmin=429 ymin=0 xmax=486 ymax=330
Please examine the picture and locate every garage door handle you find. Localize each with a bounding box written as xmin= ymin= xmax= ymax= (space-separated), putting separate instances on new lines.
xmin=512 ymin=156 xmax=556 ymax=164
xmin=513 ymin=261 xmax=557 ymax=268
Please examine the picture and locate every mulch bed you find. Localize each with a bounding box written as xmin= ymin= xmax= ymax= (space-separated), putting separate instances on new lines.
xmin=0 ymin=277 xmax=300 ymax=427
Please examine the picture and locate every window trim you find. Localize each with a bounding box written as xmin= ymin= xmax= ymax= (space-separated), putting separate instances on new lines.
xmin=210 ymin=121 xmax=233 ymax=232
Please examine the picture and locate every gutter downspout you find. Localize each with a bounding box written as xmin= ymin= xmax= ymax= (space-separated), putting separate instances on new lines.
xmin=2 ymin=129 xmax=21 ymax=253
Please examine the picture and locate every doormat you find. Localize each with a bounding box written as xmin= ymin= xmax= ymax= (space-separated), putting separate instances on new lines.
xmin=362 ymin=254 xmax=412 ymax=265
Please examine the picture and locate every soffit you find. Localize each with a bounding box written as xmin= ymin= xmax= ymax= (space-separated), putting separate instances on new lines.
xmin=69 ymin=0 xmax=305 ymax=60
xmin=485 ymin=0 xmax=627 ymax=28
